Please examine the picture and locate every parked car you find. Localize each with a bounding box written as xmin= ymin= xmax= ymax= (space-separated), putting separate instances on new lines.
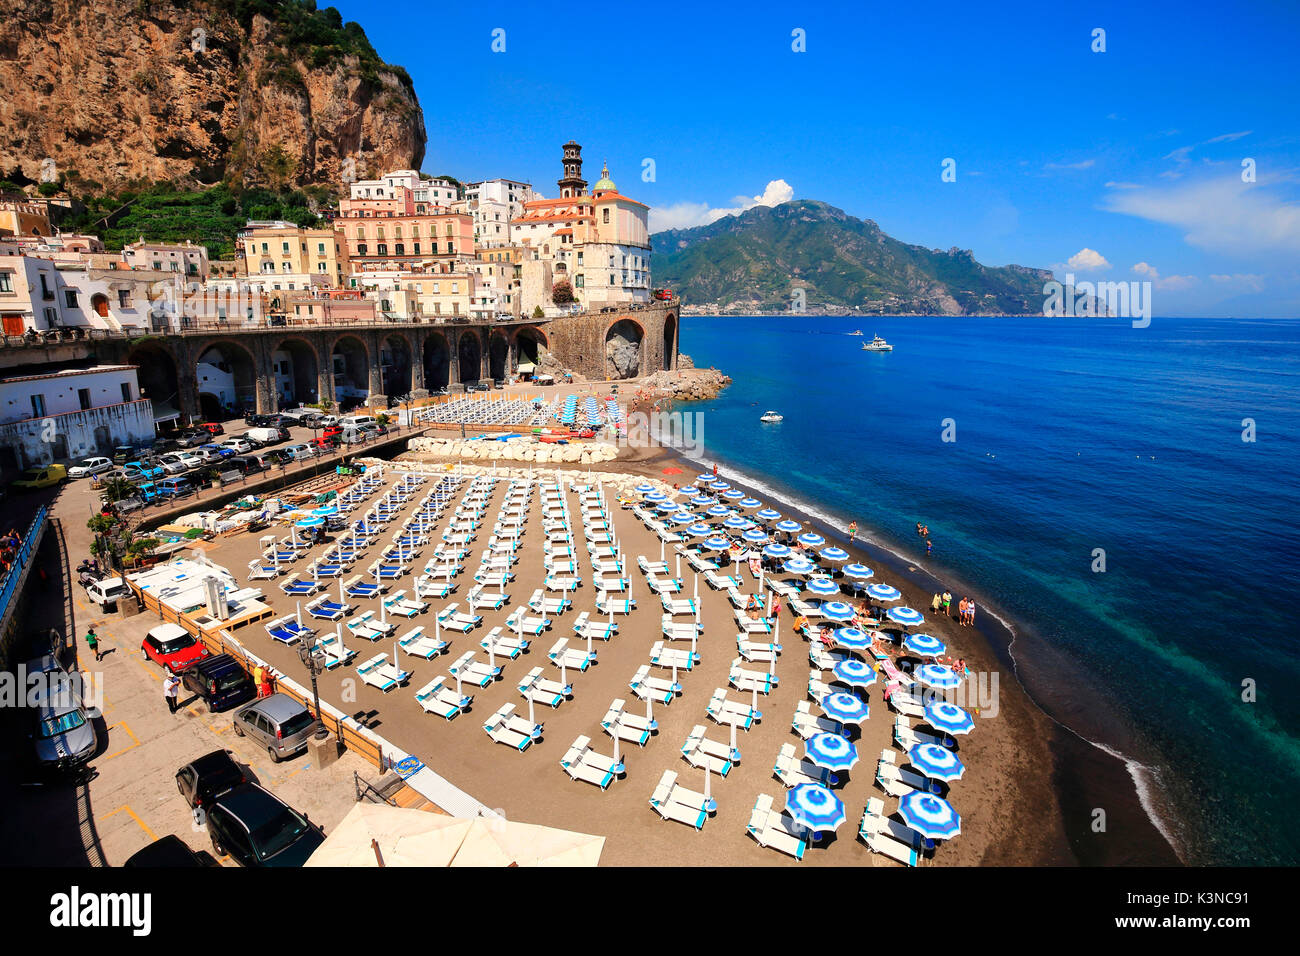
xmin=180 ymin=656 xmax=256 ymax=715
xmin=198 ymin=443 xmax=234 ymax=461
xmin=176 ymin=749 xmax=246 ymax=810
xmin=12 ymin=463 xmax=69 ymax=489
xmin=281 ymin=444 xmax=314 ymax=463
xmin=68 ymin=456 xmax=113 ymax=479
xmin=466 ymin=382 xmax=490 ymax=393
xmin=246 ymin=426 xmax=287 ymax=446
xmin=153 ymin=438 xmax=182 ymax=456
xmin=111 ymin=445 xmax=139 ymax=465
xmin=28 ymin=674 xmax=99 ymax=771
xmin=310 ymin=436 xmax=337 ymax=454
xmin=155 ymin=453 xmax=191 ymax=476
xmin=221 ymin=438 xmax=254 ymax=455
xmin=237 ymin=432 xmax=265 ymax=449
xmin=141 ymin=623 xmax=209 ymax=674
xmin=85 ymin=576 xmax=129 ymax=609
xmin=318 ymin=415 xmax=338 ymax=427
xmin=298 ymin=412 xmax=325 ymax=428
xmin=205 ymin=782 xmax=324 ymax=867
xmin=158 ymin=475 xmax=196 ymax=499
xmin=225 ymin=455 xmax=265 ymax=476
xmin=231 ymin=693 xmax=318 ymax=762
xmin=177 ymin=430 xmax=210 ymax=448
xmin=339 ymin=427 xmax=367 ymax=445
xmin=197 ymin=422 xmax=225 ymax=436
xmin=122 ymin=461 xmax=164 ymax=482
xmin=124 ymin=835 xmax=207 ymax=867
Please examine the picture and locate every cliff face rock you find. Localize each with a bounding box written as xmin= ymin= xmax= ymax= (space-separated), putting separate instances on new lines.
xmin=641 ymin=368 xmax=732 ymax=402
xmin=0 ymin=0 xmax=425 ymax=192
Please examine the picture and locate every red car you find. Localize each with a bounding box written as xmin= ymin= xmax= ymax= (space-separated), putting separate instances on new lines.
xmin=142 ymin=623 xmax=210 ymax=674
xmin=198 ymin=422 xmax=225 ymax=436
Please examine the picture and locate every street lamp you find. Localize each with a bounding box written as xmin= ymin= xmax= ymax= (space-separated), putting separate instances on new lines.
xmin=297 ymin=635 xmax=331 ymax=740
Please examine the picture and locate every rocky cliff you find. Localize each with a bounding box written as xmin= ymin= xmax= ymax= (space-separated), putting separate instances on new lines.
xmin=0 ymin=0 xmax=425 ymax=192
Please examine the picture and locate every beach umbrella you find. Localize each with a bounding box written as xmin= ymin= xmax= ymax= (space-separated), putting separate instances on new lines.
xmin=763 ymin=543 xmax=792 ymax=560
xmin=784 ymin=783 xmax=846 ymax=838
xmin=843 ymin=563 xmax=874 ymax=580
xmin=610 ymin=718 xmax=625 ymax=775
xmin=702 ymin=758 xmax=715 ymax=813
xmin=685 ymin=522 xmax=712 ymax=537
xmin=916 ymin=663 xmax=961 ymax=690
xmin=297 ymin=516 xmax=325 ymax=529
xmin=909 ymin=742 xmax=965 ymax=782
xmin=755 ymin=509 xmax=782 ymax=523
xmin=695 ymin=473 xmax=715 ymax=484
xmin=903 ymin=633 xmax=947 ymax=658
xmin=670 ymin=512 xmax=695 ymax=525
xmin=741 ymin=528 xmax=768 ymax=544
xmin=820 ymin=692 xmax=869 ymax=725
xmin=723 ymin=516 xmax=751 ymax=530
xmin=296 ymin=600 xmax=303 ymax=628
xmin=782 ymin=557 xmax=816 ymax=576
xmin=775 ymin=520 xmax=802 ymax=535
xmin=737 ymin=497 xmax=762 ymax=510
xmin=834 ymin=627 xmax=872 ymax=650
xmin=898 ymin=791 xmax=961 ymax=841
xmin=805 ymin=732 xmax=860 ymax=777
xmin=708 ymin=480 xmax=729 ymax=491
xmin=797 ymin=532 xmax=826 ymax=549
xmin=887 ymin=606 xmax=925 ymax=627
xmin=805 ymin=576 xmax=839 ymax=596
xmin=689 ymin=494 xmax=714 ymax=507
xmin=867 ymin=583 xmax=902 ymax=603
xmin=645 ymin=491 xmax=669 ymax=504
xmin=819 ymin=547 xmax=850 ymax=563
xmin=634 ymin=483 xmax=656 ymax=496
xmin=722 ymin=489 xmax=745 ymax=501
xmin=832 ymin=657 xmax=878 ymax=689
xmin=706 ymin=505 xmax=732 ymax=518
xmin=820 ymin=602 xmax=856 ymax=622
xmin=655 ymin=500 xmax=681 ymax=513
xmin=645 ymin=695 xmax=657 ymax=732
xmin=923 ymin=699 xmax=975 ymax=736
xmin=704 ymin=536 xmax=731 ymax=551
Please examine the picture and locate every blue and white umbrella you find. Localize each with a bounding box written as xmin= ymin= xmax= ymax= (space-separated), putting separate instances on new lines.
xmin=708 ymin=480 xmax=730 ymax=491
xmin=644 ymin=491 xmax=669 ymax=503
xmin=904 ymin=633 xmax=947 ymax=658
xmin=797 ymin=532 xmax=826 ymax=549
xmin=689 ymin=495 xmax=714 ymax=507
xmin=775 ymin=520 xmax=802 ymax=534
xmin=916 ymin=663 xmax=961 ymax=690
xmin=763 ymin=543 xmax=792 ymax=560
xmin=866 ymin=583 xmax=902 ymax=602
xmin=755 ymin=509 xmax=783 ymax=523
xmin=686 ymin=522 xmax=714 ymax=537
xmin=738 ymin=497 xmax=763 ymax=509
xmin=898 ymin=791 xmax=961 ymax=841
xmin=832 ymin=657 xmax=877 ymax=689
xmin=819 ymin=547 xmax=850 ymax=563
xmin=805 ymin=576 xmax=840 ymax=596
xmin=820 ymin=602 xmax=856 ymax=622
xmin=909 ymin=742 xmax=965 ymax=782
xmin=695 ymin=473 xmax=715 ymax=483
xmin=313 ymin=505 xmax=339 ymax=517
xmin=722 ymin=489 xmax=745 ymax=501
xmin=295 ymin=516 xmax=325 ymax=528
xmin=924 ymin=699 xmax=975 ymax=736
xmin=723 ymin=516 xmax=751 ymax=530
xmin=670 ymin=512 xmax=696 ymax=525
xmin=704 ymin=536 xmax=732 ymax=551
xmin=784 ymin=783 xmax=847 ymax=835
xmin=635 ymin=483 xmax=657 ymax=495
xmin=820 ymin=692 xmax=869 ymax=725
xmin=741 ymin=528 xmax=768 ymax=543
xmin=656 ymin=500 xmax=681 ymax=512
xmin=782 ymin=557 xmax=817 ymax=576
xmin=834 ymin=627 xmax=872 ymax=650
xmin=805 ymin=733 xmax=860 ymax=774
xmin=887 ymin=606 xmax=925 ymax=627
xmin=843 ymin=563 xmax=874 ymax=580
xmin=706 ymin=505 xmax=732 ymax=518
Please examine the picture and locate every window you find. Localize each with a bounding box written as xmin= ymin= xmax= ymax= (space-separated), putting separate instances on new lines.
xmin=609 ymin=274 xmax=615 ymax=286
xmin=64 ymin=290 xmax=78 ymax=308
xmin=30 ymin=394 xmax=45 ymax=417
xmin=44 ymin=307 xmax=57 ymax=325
xmin=78 ymin=388 xmax=91 ymax=410
xmin=377 ymin=244 xmax=388 ymax=255
xmin=575 ymin=275 xmax=584 ymax=288
xmin=0 ymin=272 xmax=11 ymax=293
xmin=39 ymin=273 xmax=52 ymax=298
xmin=395 ymin=244 xmax=405 ymax=255
xmin=261 ymin=242 xmax=269 ymax=253
xmin=603 ymin=208 xmax=610 ymax=224
xmin=317 ymin=243 xmax=326 ymax=254
xmin=118 ymin=290 xmax=130 ymax=308
xmin=412 ymin=243 xmax=420 ymax=254
xmin=121 ymin=383 xmax=132 ymax=402
xmin=357 ymin=244 xmax=367 ymax=256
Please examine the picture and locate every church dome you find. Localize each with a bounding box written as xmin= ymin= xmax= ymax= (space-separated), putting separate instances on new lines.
xmin=593 ymin=161 xmax=616 ymax=194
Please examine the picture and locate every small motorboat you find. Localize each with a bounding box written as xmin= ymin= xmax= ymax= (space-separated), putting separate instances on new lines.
xmin=861 ymin=334 xmax=893 ymax=352
xmin=849 ymin=330 xmax=864 ymax=336
xmin=759 ymin=411 xmax=784 ymax=423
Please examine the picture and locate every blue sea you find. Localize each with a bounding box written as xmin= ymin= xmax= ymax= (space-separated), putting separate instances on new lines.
xmin=677 ymin=314 xmax=1300 ymax=866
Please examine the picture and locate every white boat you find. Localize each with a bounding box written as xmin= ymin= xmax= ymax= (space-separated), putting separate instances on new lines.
xmin=849 ymin=329 xmax=864 ymax=336
xmin=861 ymin=334 xmax=893 ymax=352
xmin=759 ymin=411 xmax=784 ymax=423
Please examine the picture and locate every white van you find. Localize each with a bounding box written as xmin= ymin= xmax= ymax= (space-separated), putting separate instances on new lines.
xmin=86 ymin=576 xmax=130 ymax=608
xmin=338 ymin=415 xmax=376 ymax=431
xmin=246 ymin=427 xmax=285 ymax=445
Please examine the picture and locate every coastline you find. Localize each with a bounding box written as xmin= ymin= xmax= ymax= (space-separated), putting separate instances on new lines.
xmin=610 ymin=434 xmax=1182 ymax=866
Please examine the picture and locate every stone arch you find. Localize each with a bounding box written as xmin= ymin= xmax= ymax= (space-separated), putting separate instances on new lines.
xmin=91 ymin=293 xmax=110 ymax=318
xmin=194 ymin=339 xmax=257 ymax=418
xmin=423 ymin=331 xmax=451 ymax=392
xmin=331 ymin=334 xmax=369 ymax=411
xmin=513 ymin=326 xmax=548 ymax=367
xmin=662 ymin=312 xmax=677 ymax=371
xmin=457 ymin=330 xmax=482 ymax=384
xmin=125 ymin=342 xmax=181 ymax=422
xmin=605 ymin=318 xmax=645 ymax=380
xmin=488 ymin=329 xmax=509 ymax=382
xmin=272 ymin=336 xmax=320 ymax=408
xmin=382 ymin=332 xmax=414 ymax=400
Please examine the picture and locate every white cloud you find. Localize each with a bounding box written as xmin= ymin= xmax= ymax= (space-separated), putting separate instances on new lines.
xmin=1132 ymin=262 xmax=1159 ymax=278
xmin=1046 ymin=159 xmax=1096 ymax=171
xmin=1129 ymin=261 xmax=1198 ymax=291
xmin=1103 ymin=175 xmax=1300 ymax=256
xmin=1067 ymin=248 xmax=1111 ymax=271
xmin=1106 ymin=181 xmax=1142 ymax=189
xmin=648 ymin=179 xmax=794 ymax=232
xmin=1206 ymin=130 xmax=1252 ymax=143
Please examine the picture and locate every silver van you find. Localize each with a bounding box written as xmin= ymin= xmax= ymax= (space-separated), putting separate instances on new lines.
xmin=231 ymin=693 xmax=318 ymax=762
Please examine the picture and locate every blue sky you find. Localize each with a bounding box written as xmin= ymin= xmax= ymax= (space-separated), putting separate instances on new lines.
xmin=328 ymin=0 xmax=1300 ymax=315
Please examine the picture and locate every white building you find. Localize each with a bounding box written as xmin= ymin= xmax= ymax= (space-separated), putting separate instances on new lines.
xmin=349 ymin=170 xmax=460 ymax=208
xmin=465 ymin=179 xmax=536 ymax=248
xmin=0 ymin=365 xmax=155 ymax=473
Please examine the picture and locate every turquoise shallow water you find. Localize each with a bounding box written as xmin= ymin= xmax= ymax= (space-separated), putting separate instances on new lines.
xmin=677 ymin=314 xmax=1300 ymax=865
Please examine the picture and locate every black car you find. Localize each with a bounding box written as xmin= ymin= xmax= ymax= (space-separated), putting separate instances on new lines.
xmin=176 ymin=749 xmax=247 ymax=809
xmin=206 ymin=783 xmax=325 ymax=867
xmin=298 ymin=412 xmax=325 ymax=428
xmin=181 ymin=654 xmax=256 ymax=713
xmin=225 ymin=455 xmax=265 ymax=476
xmin=124 ymin=835 xmax=208 ymax=867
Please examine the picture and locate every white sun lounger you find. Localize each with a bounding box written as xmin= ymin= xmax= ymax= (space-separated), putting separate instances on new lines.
xmin=398 ymin=625 xmax=448 ymax=660
xmin=793 ymin=700 xmax=846 ymax=740
xmin=808 ymin=671 xmax=834 ymax=703
xmin=637 ymin=557 xmax=671 ymax=575
xmin=746 ymin=793 xmax=806 ymax=861
xmin=767 ymin=578 xmax=802 ymax=599
xmin=518 ymin=666 xmax=569 ymax=707
xmin=894 ymin=715 xmax=954 ymax=750
xmin=467 ymin=583 xmax=509 ymax=611
xmin=547 ymin=637 xmax=596 ymax=671
xmin=484 ymin=703 xmax=537 ymax=752
xmin=681 ymin=724 xmax=735 ymax=776
xmin=448 ymin=651 xmax=499 ymax=688
xmin=436 ymin=603 xmax=483 ymax=632
xmin=383 ymin=590 xmax=429 ymax=618
xmin=684 ymin=551 xmax=719 ymax=573
xmin=645 ymin=574 xmax=682 ymax=595
xmin=705 ymin=688 xmax=761 ymax=729
xmin=346 ymin=610 xmax=395 ymax=642
xmin=660 ymin=595 xmax=698 ymax=616
xmin=316 ymin=632 xmax=356 ymax=669
xmin=592 ymin=574 xmax=629 ymax=592
xmin=661 ymin=616 xmax=703 ymax=641
xmin=734 ymin=609 xmax=773 ymax=634
xmin=649 ymin=770 xmax=710 ymax=830
xmin=808 ymin=644 xmax=848 ymax=670
xmin=595 ymin=591 xmax=635 ymax=614
xmin=357 ymin=653 xmax=411 ymax=692
xmin=572 ymin=611 xmax=617 ymax=641
xmin=415 ymin=676 xmax=471 ymax=720
xmin=592 ymin=558 xmax=625 ymax=575
xmin=247 ymin=561 xmax=281 ymax=580
xmin=858 ymin=797 xmax=923 ymax=865
xmin=527 ymin=589 xmax=571 ymax=615
xmin=886 ymin=687 xmax=928 ymax=719
xmin=413 ymin=574 xmax=454 ymax=600
xmin=877 ymin=749 xmax=939 ymax=798
xmin=729 ymin=659 xmax=778 ymax=694
xmin=650 ymin=640 xmax=697 ymax=671
xmin=480 ymin=626 xmax=529 ymax=659
xmin=704 ymin=570 xmax=741 ymax=590
xmin=601 ymin=698 xmax=654 ymax=746
xmin=505 ymin=606 xmax=549 ymax=636
xmin=560 ymin=735 xmax=621 ymax=790
xmin=737 ymin=637 xmax=782 ymax=663
xmin=629 ymin=664 xmax=678 ymax=705
xmin=774 ymin=742 xmax=825 ymax=788
xmin=788 ymin=597 xmax=822 ymax=618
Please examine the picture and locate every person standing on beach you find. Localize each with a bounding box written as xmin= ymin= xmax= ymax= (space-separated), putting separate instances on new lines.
xmin=958 ymin=598 xmax=968 ymax=625
xmin=966 ymin=601 xmax=976 ymax=627
xmin=848 ymin=521 xmax=858 ymax=543
xmin=941 ymin=591 xmax=952 ymax=617
xmin=926 ymin=538 xmax=933 ymax=555
xmin=931 ymin=593 xmax=942 ymax=614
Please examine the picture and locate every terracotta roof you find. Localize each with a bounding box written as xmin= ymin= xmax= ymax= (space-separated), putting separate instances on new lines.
xmin=592 ymin=192 xmax=648 ymax=208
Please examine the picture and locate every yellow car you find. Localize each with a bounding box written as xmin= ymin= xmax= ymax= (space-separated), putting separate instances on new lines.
xmin=11 ymin=463 xmax=68 ymax=490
